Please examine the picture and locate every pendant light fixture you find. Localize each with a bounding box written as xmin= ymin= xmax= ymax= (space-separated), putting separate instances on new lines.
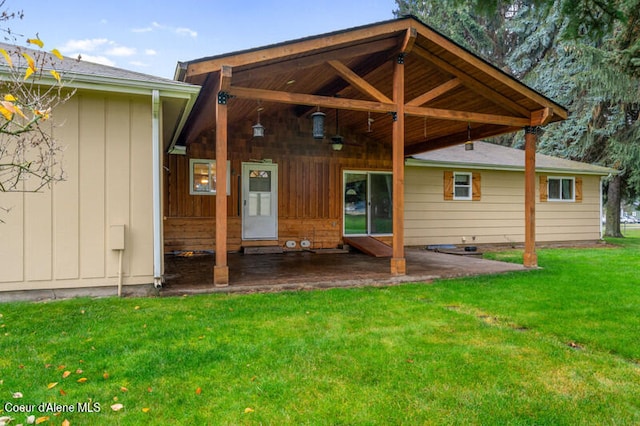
xmin=331 ymin=109 xmax=344 ymax=151
xmin=465 ymin=123 xmax=474 ymax=151
xmin=252 ymin=103 xmax=265 ymax=138
xmin=311 ymin=107 xmax=326 ymax=139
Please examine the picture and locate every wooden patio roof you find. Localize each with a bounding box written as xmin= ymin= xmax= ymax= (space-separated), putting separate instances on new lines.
xmin=174 ymin=15 xmax=567 ymax=155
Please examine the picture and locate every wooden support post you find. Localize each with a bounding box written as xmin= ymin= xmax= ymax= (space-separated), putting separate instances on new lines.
xmin=523 ymin=126 xmax=538 ymax=268
xmin=391 ymin=54 xmax=406 ymax=276
xmin=214 ymin=66 xmax=232 ymax=286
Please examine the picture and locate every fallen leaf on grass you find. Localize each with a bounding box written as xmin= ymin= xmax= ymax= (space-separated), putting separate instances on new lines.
xmin=120 ymin=387 xmax=128 ymax=392
xmin=47 ymin=382 xmax=58 ymax=389
xmin=57 ymin=365 xmax=66 ymax=370
xmin=75 ymin=369 xmax=83 ymax=374
xmin=76 ymin=378 xmax=87 ymax=383
xmin=62 ymin=371 xmax=71 ymax=378
xmin=244 ymin=407 xmax=255 ymax=413
xmin=35 ymin=416 xmax=49 ymax=424
xmin=111 ymin=403 xmax=123 ymax=411
xmin=134 ymin=306 xmax=140 ymax=310
xmin=26 ymin=415 xmax=35 ymax=424
xmin=12 ymin=391 xmax=22 ymax=398
xmin=195 ymin=387 xmax=202 ymax=395
xmin=62 ymin=419 xmax=70 ymax=426
xmin=147 ymin=387 xmax=153 ymax=393
xmin=59 ymin=389 xmax=66 ymax=396
xmin=103 ymin=372 xmax=109 ymax=380
xmin=142 ymin=408 xmax=150 ymax=413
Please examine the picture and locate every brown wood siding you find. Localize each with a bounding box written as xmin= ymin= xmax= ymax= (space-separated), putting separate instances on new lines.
xmin=164 ymin=112 xmax=392 ymax=252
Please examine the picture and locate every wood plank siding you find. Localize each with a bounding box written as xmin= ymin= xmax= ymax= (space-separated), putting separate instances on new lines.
xmin=163 ymin=113 xmax=392 ymax=252
xmin=405 ymin=167 xmax=603 ymax=246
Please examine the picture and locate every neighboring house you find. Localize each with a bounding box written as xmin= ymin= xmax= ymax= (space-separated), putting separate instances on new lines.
xmin=405 ymin=141 xmax=616 ymax=247
xmin=0 ymin=44 xmax=200 ymax=295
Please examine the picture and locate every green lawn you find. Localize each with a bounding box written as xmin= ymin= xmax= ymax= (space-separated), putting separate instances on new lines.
xmin=1 ymin=232 xmax=639 ymax=425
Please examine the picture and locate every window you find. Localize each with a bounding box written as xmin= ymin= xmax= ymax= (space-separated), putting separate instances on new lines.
xmin=343 ymin=171 xmax=392 ymax=235
xmin=453 ymin=172 xmax=472 ymax=200
xmin=547 ymin=177 xmax=574 ymax=201
xmin=189 ymin=159 xmax=231 ymax=195
xmin=444 ymin=171 xmax=480 ymax=201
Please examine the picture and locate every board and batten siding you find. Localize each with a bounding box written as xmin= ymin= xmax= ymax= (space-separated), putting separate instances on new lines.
xmin=405 ymin=167 xmax=602 ymax=246
xmin=0 ymin=92 xmax=154 ymax=292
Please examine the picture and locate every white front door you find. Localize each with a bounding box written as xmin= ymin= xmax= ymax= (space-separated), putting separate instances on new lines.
xmin=242 ymin=162 xmax=278 ymax=240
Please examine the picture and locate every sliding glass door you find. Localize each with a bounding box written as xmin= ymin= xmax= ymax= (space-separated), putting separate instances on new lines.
xmin=343 ymin=171 xmax=392 ymax=236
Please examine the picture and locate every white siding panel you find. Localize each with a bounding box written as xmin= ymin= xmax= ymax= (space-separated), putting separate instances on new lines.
xmin=129 ymin=100 xmax=153 ymax=277
xmin=53 ymin=98 xmax=80 ymax=280
xmin=0 ymin=192 xmax=24 ymax=284
xmin=79 ymin=95 xmax=106 ymax=279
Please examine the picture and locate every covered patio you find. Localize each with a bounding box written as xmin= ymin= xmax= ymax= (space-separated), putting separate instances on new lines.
xmin=161 ymin=248 xmax=527 ymax=295
xmin=167 ymin=15 xmax=567 ymax=288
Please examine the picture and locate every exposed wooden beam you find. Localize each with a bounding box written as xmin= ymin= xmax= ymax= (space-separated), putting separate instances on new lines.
xmin=327 ymin=60 xmax=392 ymax=103
xmin=412 ymin=45 xmax=532 ymax=118
xmin=230 ymin=38 xmax=399 ymax=85
xmin=404 ymin=105 xmax=530 ymax=127
xmin=400 ymin=27 xmax=417 ymax=53
xmin=228 ymin=85 xmax=396 ymax=113
xmin=530 ymin=107 xmax=553 ymax=126
xmin=415 ymin=25 xmax=568 ymax=120
xmin=523 ymin=127 xmax=538 ymax=268
xmin=391 ymin=56 xmax=406 ymax=276
xmin=405 ymin=125 xmax=520 ymax=156
xmin=186 ymin=20 xmax=411 ymax=77
xmin=214 ymin=65 xmax=231 ymax=287
xmin=406 ymin=78 xmax=461 ymax=107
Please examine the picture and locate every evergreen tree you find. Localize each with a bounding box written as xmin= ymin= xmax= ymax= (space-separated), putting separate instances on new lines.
xmin=395 ymin=0 xmax=640 ymax=237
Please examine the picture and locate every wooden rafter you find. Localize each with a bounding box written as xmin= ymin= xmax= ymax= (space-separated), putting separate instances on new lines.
xmin=327 ymin=60 xmax=392 ymax=103
xmin=231 ymin=38 xmax=399 ymax=85
xmin=530 ymin=107 xmax=553 ymax=126
xmin=227 ymin=85 xmax=396 ymax=113
xmin=404 ymin=105 xmax=530 ymax=127
xmin=186 ymin=20 xmax=410 ymax=77
xmin=406 ymin=78 xmax=461 ymax=107
xmin=412 ymin=45 xmax=531 ymax=118
xmin=400 ymin=27 xmax=417 ymax=53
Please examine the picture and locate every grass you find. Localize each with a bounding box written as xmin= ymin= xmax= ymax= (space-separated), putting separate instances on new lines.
xmin=1 ymin=232 xmax=639 ymax=424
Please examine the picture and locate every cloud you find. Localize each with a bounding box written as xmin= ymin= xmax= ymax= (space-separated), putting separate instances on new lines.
xmin=106 ymin=46 xmax=136 ymax=57
xmin=60 ymin=38 xmax=109 ymax=53
xmin=76 ymin=54 xmax=116 ymax=67
xmin=175 ymin=27 xmax=197 ymax=38
xmin=132 ymin=21 xmax=197 ymax=38
xmin=145 ymin=49 xmax=157 ymax=56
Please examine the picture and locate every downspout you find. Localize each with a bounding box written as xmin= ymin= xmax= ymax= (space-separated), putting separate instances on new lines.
xmin=152 ymin=89 xmax=163 ymax=289
xmin=600 ymin=176 xmax=605 ymax=239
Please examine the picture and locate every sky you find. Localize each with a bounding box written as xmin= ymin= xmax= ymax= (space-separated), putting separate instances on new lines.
xmin=7 ymin=0 xmax=398 ymax=79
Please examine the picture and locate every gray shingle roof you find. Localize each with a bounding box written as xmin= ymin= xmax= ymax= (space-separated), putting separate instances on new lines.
xmin=409 ymin=141 xmax=617 ymax=175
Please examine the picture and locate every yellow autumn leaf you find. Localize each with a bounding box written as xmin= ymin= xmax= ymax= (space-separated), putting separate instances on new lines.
xmin=62 ymin=419 xmax=70 ymax=426
xmin=0 ymin=104 xmax=13 ymax=120
xmin=62 ymin=370 xmax=71 ymax=378
xmin=51 ymin=49 xmax=63 ymax=60
xmin=47 ymin=382 xmax=58 ymax=389
xmin=24 ymin=66 xmax=34 ymax=81
xmin=142 ymin=407 xmax=150 ymax=413
xmin=22 ymin=52 xmax=36 ymax=70
xmin=35 ymin=416 xmax=49 ymax=424
xmin=75 ymin=369 xmax=83 ymax=374
xmin=1 ymin=101 xmax=26 ymax=119
xmin=111 ymin=403 xmax=124 ymax=411
xmin=50 ymin=69 xmax=61 ymax=82
xmin=4 ymin=94 xmax=16 ymax=102
xmin=77 ymin=377 xmax=87 ymax=383
xmin=27 ymin=38 xmax=44 ymax=48
xmin=120 ymin=386 xmax=128 ymax=392
xmin=244 ymin=407 xmax=255 ymax=413
xmin=195 ymin=387 xmax=202 ymax=395
xmin=0 ymin=49 xmax=12 ymax=67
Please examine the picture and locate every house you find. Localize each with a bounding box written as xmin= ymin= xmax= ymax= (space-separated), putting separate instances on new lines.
xmin=169 ymin=15 xmax=567 ymax=286
xmin=1 ymin=15 xmax=572 ymax=297
xmin=405 ymin=141 xmax=616 ymax=247
xmin=0 ymin=43 xmax=200 ymax=297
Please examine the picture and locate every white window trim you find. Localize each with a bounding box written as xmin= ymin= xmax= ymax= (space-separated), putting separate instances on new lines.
xmin=189 ymin=159 xmax=231 ymax=196
xmin=453 ymin=172 xmax=473 ymax=200
xmin=547 ymin=176 xmax=575 ymax=202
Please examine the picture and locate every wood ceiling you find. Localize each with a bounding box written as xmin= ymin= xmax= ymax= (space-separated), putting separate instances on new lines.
xmin=175 ymin=16 xmax=567 ymax=156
